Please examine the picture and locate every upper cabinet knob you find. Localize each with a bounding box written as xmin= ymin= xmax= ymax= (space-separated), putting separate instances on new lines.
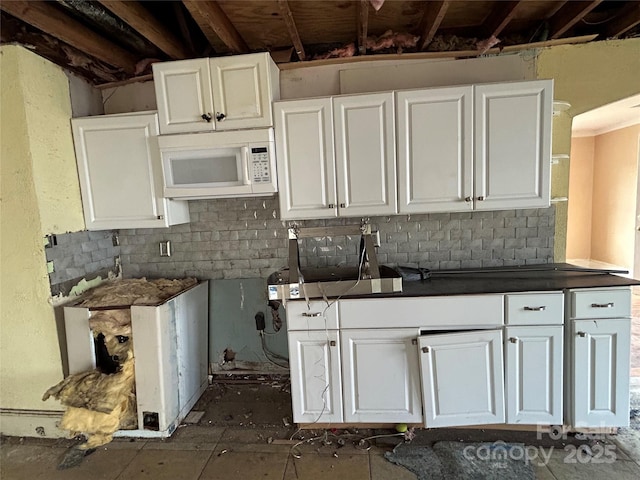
xmin=477 ymin=196 xmax=485 ymax=201
xmin=216 ymin=112 xmax=226 ymax=122
xmin=464 ymin=196 xmax=472 ymax=202
xmin=201 ymin=113 xmax=212 ymax=122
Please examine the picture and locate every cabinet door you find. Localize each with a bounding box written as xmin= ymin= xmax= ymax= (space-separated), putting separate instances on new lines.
xmin=288 ymin=330 xmax=343 ymax=423
xmin=153 ymin=59 xmax=214 ymax=134
xmin=505 ymin=326 xmax=563 ymax=424
xmin=474 ymin=80 xmax=552 ymax=210
xmin=419 ymin=330 xmax=505 ymax=427
xmin=572 ymin=318 xmax=630 ymax=427
xmin=210 ymin=53 xmax=275 ymax=130
xmin=341 ymin=329 xmax=422 ymax=423
xmin=72 ymin=113 xmax=176 ymax=230
xmin=397 ymin=87 xmax=473 ymax=213
xmin=274 ymin=98 xmax=337 ymax=220
xmin=333 ymin=93 xmax=397 ymax=217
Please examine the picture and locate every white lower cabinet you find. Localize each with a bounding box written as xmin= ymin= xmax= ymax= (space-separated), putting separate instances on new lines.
xmin=288 ymin=330 xmax=343 ymax=423
xmin=505 ymin=325 xmax=563 ymax=424
xmin=418 ymin=329 xmax=505 ymax=427
xmin=341 ymin=329 xmax=422 ymax=423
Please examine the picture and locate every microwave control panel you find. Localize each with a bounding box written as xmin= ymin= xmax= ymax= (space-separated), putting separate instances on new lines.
xmin=250 ymin=147 xmax=271 ymax=183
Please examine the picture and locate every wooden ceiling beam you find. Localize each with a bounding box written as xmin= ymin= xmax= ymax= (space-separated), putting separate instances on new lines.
xmin=604 ymin=2 xmax=640 ymax=38
xmin=548 ymin=1 xmax=603 ymax=39
xmin=0 ymin=0 xmax=138 ymax=74
xmin=97 ymin=1 xmax=190 ymax=59
xmin=483 ymin=1 xmax=523 ymax=38
xmin=357 ymin=0 xmax=369 ymax=55
xmin=277 ymin=0 xmax=305 ymax=61
xmin=182 ymin=0 xmax=249 ymax=54
xmin=417 ymin=0 xmax=451 ymax=51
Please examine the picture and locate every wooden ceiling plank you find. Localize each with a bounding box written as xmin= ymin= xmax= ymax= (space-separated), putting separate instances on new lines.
xmin=0 ymin=0 xmax=137 ymax=73
xmin=549 ymin=0 xmax=603 ymax=39
xmin=182 ymin=0 xmax=249 ymax=54
xmin=277 ymin=0 xmax=305 ymax=61
xmin=357 ymin=0 xmax=369 ymax=55
xmin=484 ymin=1 xmax=522 ymax=38
xmin=604 ymin=2 xmax=640 ymax=38
xmin=417 ymin=0 xmax=451 ymax=51
xmin=97 ymin=1 xmax=190 ymax=59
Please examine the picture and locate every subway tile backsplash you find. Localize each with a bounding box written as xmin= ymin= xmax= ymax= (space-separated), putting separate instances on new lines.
xmin=118 ymin=198 xmax=555 ymax=280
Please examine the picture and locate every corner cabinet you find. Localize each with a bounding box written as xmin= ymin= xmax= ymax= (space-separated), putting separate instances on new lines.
xmin=71 ymin=112 xmax=190 ymax=230
xmin=275 ymin=93 xmax=396 ymax=220
xmin=396 ymin=80 xmax=552 ymax=213
xmin=153 ymin=52 xmax=280 ymax=134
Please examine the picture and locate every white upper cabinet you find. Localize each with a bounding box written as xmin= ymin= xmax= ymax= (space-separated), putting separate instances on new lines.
xmin=71 ymin=112 xmax=190 ymax=230
xmin=274 ymin=98 xmax=337 ymax=219
xmin=333 ymin=93 xmax=397 ymax=217
xmin=153 ymin=53 xmax=280 ymax=135
xmin=274 ymin=93 xmax=396 ymax=220
xmin=474 ymin=80 xmax=552 ymax=210
xmin=397 ymin=86 xmax=473 ymax=213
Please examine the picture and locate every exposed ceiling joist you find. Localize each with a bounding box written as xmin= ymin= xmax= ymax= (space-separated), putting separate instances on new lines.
xmin=604 ymin=2 xmax=640 ymax=38
xmin=0 ymin=0 xmax=138 ymax=74
xmin=357 ymin=0 xmax=369 ymax=55
xmin=417 ymin=0 xmax=451 ymax=51
xmin=277 ymin=0 xmax=305 ymax=61
xmin=182 ymin=0 xmax=249 ymax=54
xmin=484 ymin=1 xmax=523 ymax=38
xmin=549 ymin=1 xmax=603 ymax=39
xmin=97 ymin=1 xmax=190 ymax=60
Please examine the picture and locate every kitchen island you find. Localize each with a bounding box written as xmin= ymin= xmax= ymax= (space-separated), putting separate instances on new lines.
xmin=285 ymin=264 xmax=639 ymax=431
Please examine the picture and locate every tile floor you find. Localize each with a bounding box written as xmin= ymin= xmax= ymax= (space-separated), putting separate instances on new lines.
xmin=2 ymin=287 xmax=639 ymax=480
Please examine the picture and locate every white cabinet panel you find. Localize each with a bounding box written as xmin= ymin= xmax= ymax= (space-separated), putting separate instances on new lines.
xmin=419 ymin=330 xmax=505 ymax=427
xmin=474 ymin=80 xmax=552 ymax=210
xmin=71 ymin=112 xmax=189 ymax=230
xmin=288 ymin=330 xmax=343 ymax=423
xmin=505 ymin=325 xmax=563 ymax=424
xmin=572 ymin=318 xmax=630 ymax=427
xmin=274 ymin=98 xmax=337 ymax=220
xmin=341 ymin=329 xmax=422 ymax=423
xmin=333 ymin=93 xmax=397 ymax=216
xmin=397 ymin=86 xmax=473 ymax=213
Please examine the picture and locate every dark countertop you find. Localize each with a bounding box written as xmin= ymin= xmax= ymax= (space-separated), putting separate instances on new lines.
xmin=381 ymin=263 xmax=640 ymax=298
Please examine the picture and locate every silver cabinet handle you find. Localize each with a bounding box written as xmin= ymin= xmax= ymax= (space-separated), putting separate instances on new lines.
xmin=524 ymin=306 xmax=546 ymax=311
xmin=509 ymin=337 xmax=518 ymax=344
xmin=591 ymin=302 xmax=614 ymax=308
xmin=421 ymin=346 xmax=430 ymax=353
xmin=577 ymin=331 xmax=587 ymax=338
xmin=302 ymin=312 xmax=321 ymax=317
xmin=330 ymin=340 xmax=336 ymax=346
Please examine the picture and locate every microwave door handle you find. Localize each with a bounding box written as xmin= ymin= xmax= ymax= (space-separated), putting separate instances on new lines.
xmin=241 ymin=147 xmax=251 ymax=185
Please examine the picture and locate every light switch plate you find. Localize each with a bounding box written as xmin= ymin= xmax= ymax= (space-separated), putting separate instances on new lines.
xmin=159 ymin=240 xmax=171 ymax=257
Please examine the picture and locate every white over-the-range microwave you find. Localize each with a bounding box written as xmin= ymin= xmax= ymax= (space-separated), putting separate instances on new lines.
xmin=157 ymin=127 xmax=277 ymax=199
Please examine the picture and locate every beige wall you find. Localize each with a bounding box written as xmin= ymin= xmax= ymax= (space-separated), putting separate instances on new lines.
xmin=591 ymin=125 xmax=640 ymax=270
xmin=567 ymin=136 xmax=595 ymax=259
xmin=1 ymin=45 xmax=84 ymax=423
xmin=537 ymin=38 xmax=640 ymax=261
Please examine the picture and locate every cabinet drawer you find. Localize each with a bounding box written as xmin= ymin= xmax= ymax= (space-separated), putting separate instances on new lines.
xmin=570 ymin=288 xmax=631 ymax=319
xmin=286 ymin=300 xmax=338 ymax=330
xmin=505 ymin=292 xmax=564 ymax=325
xmin=339 ymin=294 xmax=504 ymax=329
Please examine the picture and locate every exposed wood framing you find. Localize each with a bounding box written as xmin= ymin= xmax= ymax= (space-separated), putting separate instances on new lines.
xmin=277 ymin=0 xmax=305 ymax=61
xmin=0 ymin=0 xmax=138 ymax=73
xmin=182 ymin=0 xmax=249 ymax=54
xmin=548 ymin=1 xmax=603 ymax=39
xmin=483 ymin=1 xmax=522 ymax=38
xmin=357 ymin=0 xmax=369 ymax=55
xmin=172 ymin=1 xmax=197 ymax=56
xmin=604 ymin=2 xmax=640 ymax=38
xmin=97 ymin=1 xmax=190 ymax=59
xmin=417 ymin=1 xmax=451 ymax=51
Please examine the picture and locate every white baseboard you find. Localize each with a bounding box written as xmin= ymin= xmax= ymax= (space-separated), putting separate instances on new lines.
xmin=0 ymin=409 xmax=66 ymax=439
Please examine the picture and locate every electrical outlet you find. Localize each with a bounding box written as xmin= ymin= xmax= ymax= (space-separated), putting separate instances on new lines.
xmin=159 ymin=240 xmax=171 ymax=257
xmin=46 ymin=261 xmax=55 ymax=274
xmin=372 ymin=230 xmax=381 ymax=247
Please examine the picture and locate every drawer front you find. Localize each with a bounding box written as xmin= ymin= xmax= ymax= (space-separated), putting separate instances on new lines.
xmin=287 ymin=300 xmax=338 ymax=330
xmin=570 ymin=287 xmax=631 ymax=319
xmin=505 ymin=292 xmax=564 ymax=325
xmin=339 ymin=294 xmax=504 ymax=329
